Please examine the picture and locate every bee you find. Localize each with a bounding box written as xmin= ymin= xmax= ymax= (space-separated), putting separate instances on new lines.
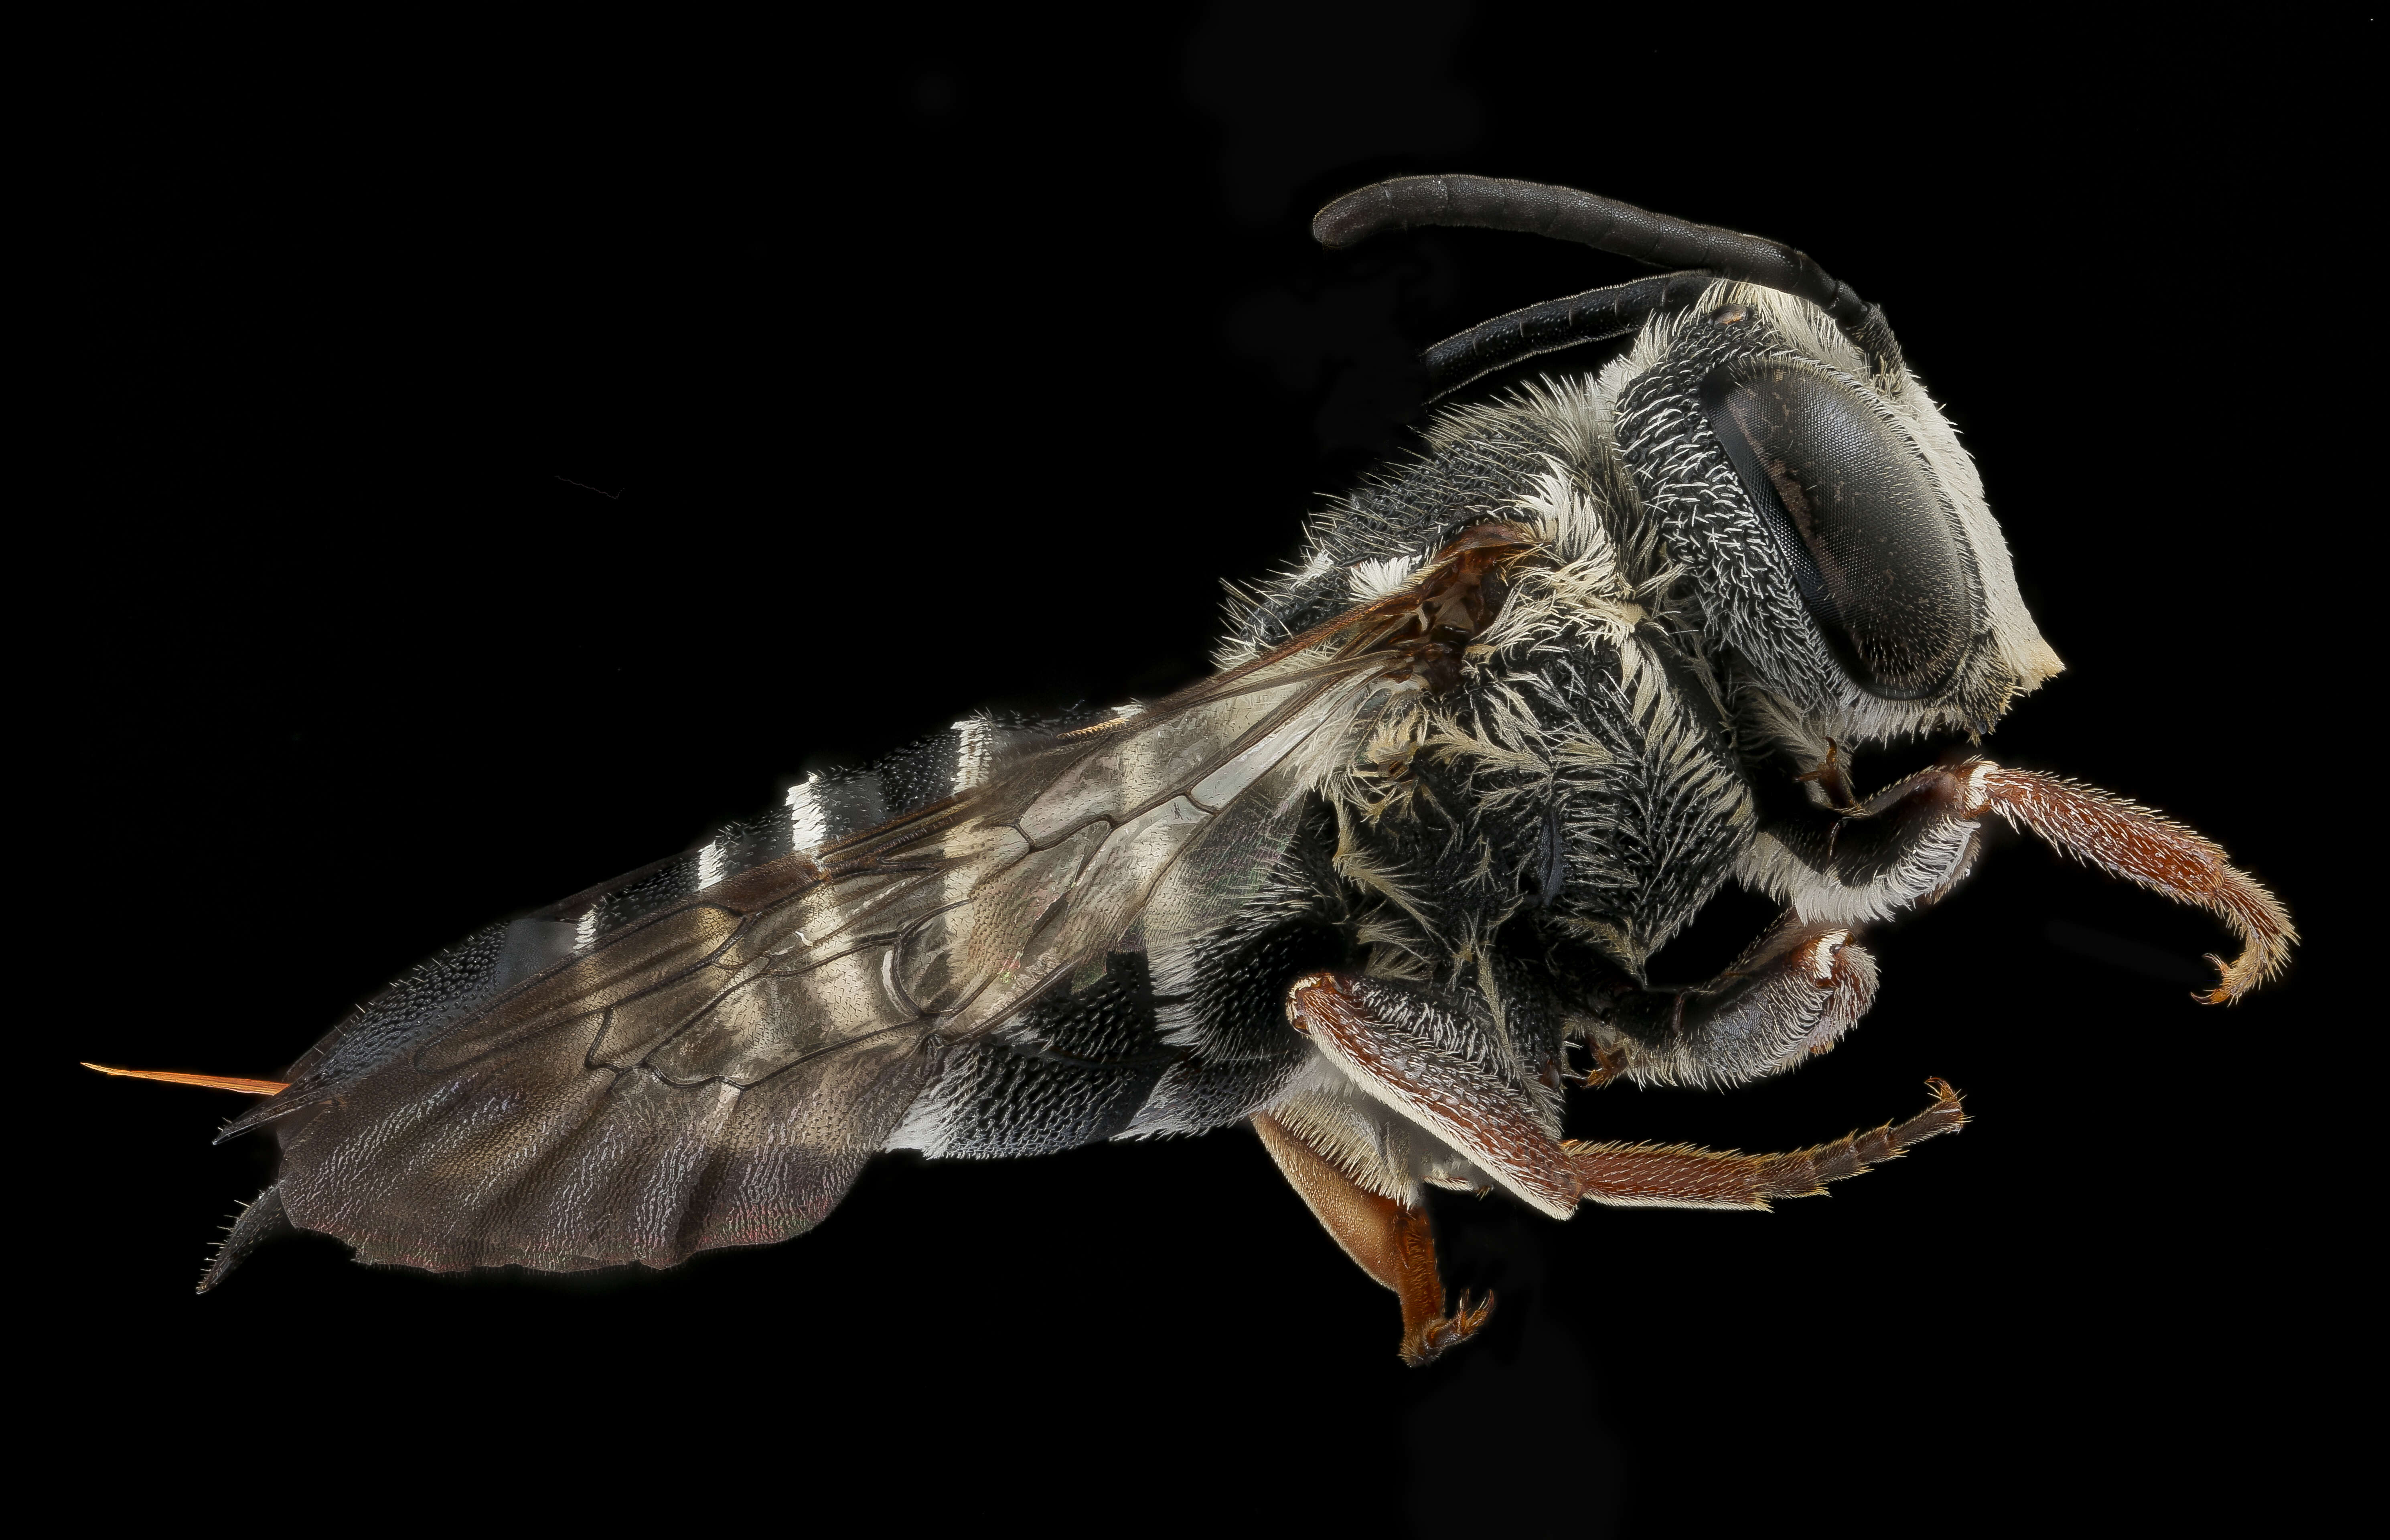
xmin=91 ymin=175 xmax=2293 ymax=1365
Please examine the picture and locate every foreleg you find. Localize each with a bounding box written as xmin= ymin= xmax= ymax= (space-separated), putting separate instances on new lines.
xmin=1744 ymin=757 xmax=2293 ymax=1003
xmin=1964 ymin=764 xmax=2293 ymax=1002
xmin=1252 ymin=1112 xmax=1491 ymax=1366
xmin=1738 ymin=756 xmax=1991 ymax=928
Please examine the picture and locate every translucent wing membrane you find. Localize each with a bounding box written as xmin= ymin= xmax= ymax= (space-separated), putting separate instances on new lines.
xmin=207 ymin=578 xmax=1464 ymax=1278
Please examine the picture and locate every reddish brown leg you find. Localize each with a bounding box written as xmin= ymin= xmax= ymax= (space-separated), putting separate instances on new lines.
xmin=1284 ymin=971 xmax=1581 ymax=1216
xmin=1252 ymin=1112 xmax=1492 ymax=1366
xmin=1566 ymin=1078 xmax=1967 ymax=1210
xmin=1760 ymin=756 xmax=2292 ymax=1005
xmin=1281 ymin=975 xmax=1967 ymax=1217
xmin=1961 ymin=764 xmax=2295 ymax=1003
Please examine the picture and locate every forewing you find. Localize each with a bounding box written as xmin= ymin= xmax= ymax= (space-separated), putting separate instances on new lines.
xmin=235 ymin=623 xmax=1397 ymax=1274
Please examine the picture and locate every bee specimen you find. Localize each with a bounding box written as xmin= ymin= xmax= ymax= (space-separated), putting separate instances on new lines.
xmin=92 ymin=175 xmax=2292 ymax=1365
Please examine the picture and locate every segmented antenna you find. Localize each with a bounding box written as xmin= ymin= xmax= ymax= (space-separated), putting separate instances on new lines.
xmin=1417 ymin=271 xmax=1719 ymax=399
xmin=1312 ymin=174 xmax=1904 ymax=395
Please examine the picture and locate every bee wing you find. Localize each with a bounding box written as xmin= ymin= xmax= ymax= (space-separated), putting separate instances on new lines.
xmin=226 ymin=618 xmax=1402 ymax=1276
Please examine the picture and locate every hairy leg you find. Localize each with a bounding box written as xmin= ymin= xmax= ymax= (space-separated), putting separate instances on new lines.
xmin=1744 ymin=757 xmax=2293 ymax=1003
xmin=1629 ymin=751 xmax=2299 ymax=1092
xmin=1283 ymin=971 xmax=1966 ymax=1215
xmin=1251 ymin=1111 xmax=1491 ymax=1366
xmin=1962 ymin=764 xmax=2294 ymax=1002
xmin=1567 ymin=1077 xmax=1965 ymax=1210
xmin=1584 ymin=912 xmax=1879 ymax=1090
xmin=1738 ymin=754 xmax=1992 ymax=928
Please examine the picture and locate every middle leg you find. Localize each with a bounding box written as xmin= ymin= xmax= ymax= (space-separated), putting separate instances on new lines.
xmin=1269 ymin=971 xmax=1969 ymax=1353
xmin=1581 ymin=912 xmax=1880 ymax=1090
xmin=1567 ymin=1077 xmax=1966 ymax=1210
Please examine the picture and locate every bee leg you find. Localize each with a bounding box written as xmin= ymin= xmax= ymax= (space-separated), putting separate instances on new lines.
xmin=1281 ymin=969 xmax=1589 ymax=1222
xmin=1749 ymin=759 xmax=2293 ymax=1003
xmin=1566 ymin=1078 xmax=1966 ymax=1208
xmin=1271 ymin=981 xmax=1962 ymax=1307
xmin=1957 ymin=763 xmax=2295 ymax=1003
xmin=1743 ymin=758 xmax=1991 ymax=924
xmin=1585 ymin=913 xmax=1879 ymax=1090
xmin=1252 ymin=1112 xmax=1492 ymax=1366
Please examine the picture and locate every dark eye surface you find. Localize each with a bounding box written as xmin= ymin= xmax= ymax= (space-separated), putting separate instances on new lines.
xmin=1698 ymin=362 xmax=1970 ymax=698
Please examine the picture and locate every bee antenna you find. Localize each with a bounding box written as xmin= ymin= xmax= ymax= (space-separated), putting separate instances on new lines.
xmin=1414 ymin=271 xmax=1719 ymax=401
xmin=1313 ymin=174 xmax=1903 ymax=384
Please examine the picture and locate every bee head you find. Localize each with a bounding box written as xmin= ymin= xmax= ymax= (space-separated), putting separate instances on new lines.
xmin=1608 ymin=284 xmax=2063 ymax=746
xmin=1312 ymin=175 xmax=2063 ymax=748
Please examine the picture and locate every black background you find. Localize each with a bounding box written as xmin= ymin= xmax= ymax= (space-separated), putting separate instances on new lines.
xmin=48 ymin=8 xmax=2360 ymax=1535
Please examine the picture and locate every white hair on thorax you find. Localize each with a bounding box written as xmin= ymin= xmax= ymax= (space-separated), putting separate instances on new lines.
xmin=1345 ymin=552 xmax=1421 ymax=600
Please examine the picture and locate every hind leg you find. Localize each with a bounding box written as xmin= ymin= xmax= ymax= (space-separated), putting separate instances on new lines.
xmin=1251 ymin=1111 xmax=1492 ymax=1366
xmin=1265 ymin=974 xmax=1965 ymax=1364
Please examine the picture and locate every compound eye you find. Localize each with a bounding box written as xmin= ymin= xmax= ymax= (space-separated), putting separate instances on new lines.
xmin=1698 ymin=362 xmax=1971 ymax=699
